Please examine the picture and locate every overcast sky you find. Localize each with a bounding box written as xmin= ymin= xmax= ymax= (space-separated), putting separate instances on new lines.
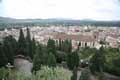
xmin=0 ymin=0 xmax=120 ymax=20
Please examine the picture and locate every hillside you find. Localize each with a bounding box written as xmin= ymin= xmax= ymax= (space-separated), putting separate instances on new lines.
xmin=0 ymin=17 xmax=120 ymax=27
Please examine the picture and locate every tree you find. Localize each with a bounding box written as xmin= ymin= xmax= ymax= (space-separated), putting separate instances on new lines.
xmin=66 ymin=51 xmax=79 ymax=70
xmin=62 ymin=40 xmax=72 ymax=53
xmin=79 ymin=68 xmax=90 ymax=80
xmin=33 ymin=45 xmax=43 ymax=71
xmin=3 ymin=35 xmax=17 ymax=64
xmin=77 ymin=42 xmax=81 ymax=50
xmin=69 ymin=40 xmax=72 ymax=52
xmin=0 ymin=67 xmax=9 ymax=80
xmin=46 ymin=52 xmax=56 ymax=67
xmin=26 ymin=28 xmax=33 ymax=59
xmin=71 ymin=68 xmax=77 ymax=80
xmin=31 ymin=37 xmax=36 ymax=59
xmin=33 ymin=44 xmax=49 ymax=71
xmin=89 ymin=46 xmax=106 ymax=74
xmin=58 ymin=38 xmax=62 ymax=50
xmin=18 ymin=29 xmax=27 ymax=56
xmin=47 ymin=38 xmax=56 ymax=53
xmin=35 ymin=66 xmax=72 ymax=80
xmin=0 ymin=43 xmax=7 ymax=67
xmin=26 ymin=28 xmax=31 ymax=42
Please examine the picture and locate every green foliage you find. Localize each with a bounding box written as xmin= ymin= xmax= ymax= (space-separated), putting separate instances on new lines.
xmin=31 ymin=37 xmax=36 ymax=59
xmin=47 ymin=38 xmax=56 ymax=52
xmin=58 ymin=38 xmax=62 ymax=50
xmin=18 ymin=29 xmax=27 ymax=56
xmin=71 ymin=68 xmax=77 ymax=80
xmin=26 ymin=28 xmax=34 ymax=59
xmin=7 ymin=66 xmax=72 ymax=80
xmin=61 ymin=40 xmax=72 ymax=53
xmin=66 ymin=51 xmax=79 ymax=70
xmin=89 ymin=46 xmax=106 ymax=74
xmin=3 ymin=35 xmax=17 ymax=64
xmin=33 ymin=44 xmax=43 ymax=71
xmin=33 ymin=44 xmax=56 ymax=71
xmin=26 ymin=28 xmax=31 ymax=43
xmin=34 ymin=66 xmax=72 ymax=80
xmin=78 ymin=47 xmax=97 ymax=59
xmin=0 ymin=44 xmax=7 ymax=67
xmin=79 ymin=68 xmax=90 ymax=80
xmin=46 ymin=52 xmax=56 ymax=67
xmin=18 ymin=29 xmax=26 ymax=49
xmin=0 ymin=68 xmax=8 ymax=80
xmin=104 ymin=48 xmax=120 ymax=76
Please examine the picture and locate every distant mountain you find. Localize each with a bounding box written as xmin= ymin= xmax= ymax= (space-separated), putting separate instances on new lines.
xmin=0 ymin=16 xmax=120 ymax=27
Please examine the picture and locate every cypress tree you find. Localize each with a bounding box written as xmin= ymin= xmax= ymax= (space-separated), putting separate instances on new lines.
xmin=18 ymin=29 xmax=27 ymax=56
xmin=33 ymin=45 xmax=42 ymax=71
xmin=47 ymin=38 xmax=56 ymax=50
xmin=79 ymin=68 xmax=90 ymax=80
xmin=71 ymin=68 xmax=77 ymax=80
xmin=26 ymin=27 xmax=31 ymax=42
xmin=26 ymin=28 xmax=33 ymax=59
xmin=31 ymin=37 xmax=36 ymax=59
xmin=66 ymin=51 xmax=79 ymax=70
xmin=0 ymin=43 xmax=7 ymax=67
xmin=89 ymin=46 xmax=106 ymax=74
xmin=47 ymin=38 xmax=56 ymax=56
xmin=69 ymin=40 xmax=72 ymax=52
xmin=18 ymin=29 xmax=26 ymax=50
xmin=33 ymin=44 xmax=48 ymax=71
xmin=3 ymin=35 xmax=17 ymax=64
xmin=46 ymin=52 xmax=56 ymax=67
xmin=59 ymin=38 xmax=62 ymax=50
xmin=62 ymin=39 xmax=72 ymax=53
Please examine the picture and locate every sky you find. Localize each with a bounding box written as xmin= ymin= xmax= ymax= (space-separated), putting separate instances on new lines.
xmin=0 ymin=0 xmax=120 ymax=21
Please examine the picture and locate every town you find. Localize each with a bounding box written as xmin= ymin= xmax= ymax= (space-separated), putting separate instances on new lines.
xmin=1 ymin=26 xmax=120 ymax=49
xmin=0 ymin=0 xmax=120 ymax=80
xmin=0 ymin=24 xmax=120 ymax=80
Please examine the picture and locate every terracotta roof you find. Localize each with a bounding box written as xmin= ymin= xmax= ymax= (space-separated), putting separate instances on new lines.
xmin=54 ymin=33 xmax=96 ymax=42
xmin=108 ymin=34 xmax=120 ymax=39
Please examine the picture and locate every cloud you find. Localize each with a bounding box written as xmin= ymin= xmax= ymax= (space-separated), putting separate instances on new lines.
xmin=0 ymin=0 xmax=2 ymax=3
xmin=0 ymin=0 xmax=120 ymax=20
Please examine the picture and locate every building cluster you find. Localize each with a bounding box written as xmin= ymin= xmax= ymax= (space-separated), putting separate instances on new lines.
xmin=0 ymin=26 xmax=120 ymax=49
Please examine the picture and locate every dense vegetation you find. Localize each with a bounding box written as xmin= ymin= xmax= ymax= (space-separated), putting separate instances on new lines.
xmin=0 ymin=28 xmax=120 ymax=80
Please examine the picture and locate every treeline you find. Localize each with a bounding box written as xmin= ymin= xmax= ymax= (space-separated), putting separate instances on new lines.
xmin=0 ymin=20 xmax=120 ymax=29
xmin=0 ymin=28 xmax=36 ymax=67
